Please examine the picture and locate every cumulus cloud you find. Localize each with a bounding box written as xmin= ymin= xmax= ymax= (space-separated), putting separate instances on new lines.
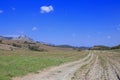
xmin=32 ymin=27 xmax=38 ymax=31
xmin=40 ymin=5 xmax=54 ymax=13
xmin=0 ymin=10 xmax=3 ymax=14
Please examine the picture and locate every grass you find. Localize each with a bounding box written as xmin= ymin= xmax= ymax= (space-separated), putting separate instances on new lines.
xmin=111 ymin=49 xmax=120 ymax=53
xmin=0 ymin=49 xmax=87 ymax=80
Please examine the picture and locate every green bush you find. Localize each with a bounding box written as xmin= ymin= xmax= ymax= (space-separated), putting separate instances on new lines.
xmin=0 ymin=40 xmax=2 ymax=43
xmin=111 ymin=45 xmax=120 ymax=49
xmin=24 ymin=41 xmax=35 ymax=44
xmin=12 ymin=43 xmax=21 ymax=48
xmin=77 ymin=49 xmax=81 ymax=51
xmin=28 ymin=45 xmax=46 ymax=52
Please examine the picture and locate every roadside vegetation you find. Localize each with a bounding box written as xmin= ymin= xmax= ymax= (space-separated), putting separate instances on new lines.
xmin=0 ymin=49 xmax=87 ymax=80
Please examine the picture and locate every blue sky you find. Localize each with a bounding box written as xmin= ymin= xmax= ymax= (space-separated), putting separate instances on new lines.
xmin=0 ymin=0 xmax=120 ymax=46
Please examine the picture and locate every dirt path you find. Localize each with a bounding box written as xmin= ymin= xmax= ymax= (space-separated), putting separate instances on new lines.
xmin=72 ymin=50 xmax=120 ymax=80
xmin=13 ymin=51 xmax=93 ymax=80
xmin=13 ymin=50 xmax=120 ymax=80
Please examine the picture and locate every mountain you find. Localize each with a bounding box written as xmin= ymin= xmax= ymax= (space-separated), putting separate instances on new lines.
xmin=13 ymin=35 xmax=34 ymax=42
xmin=0 ymin=35 xmax=120 ymax=51
xmin=0 ymin=35 xmax=33 ymax=42
xmin=55 ymin=45 xmax=75 ymax=48
xmin=0 ymin=36 xmax=13 ymax=40
xmin=53 ymin=45 xmax=90 ymax=50
xmin=0 ymin=35 xmax=74 ymax=51
xmin=78 ymin=47 xmax=90 ymax=50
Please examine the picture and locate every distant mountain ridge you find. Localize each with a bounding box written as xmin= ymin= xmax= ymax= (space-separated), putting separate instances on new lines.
xmin=90 ymin=45 xmax=110 ymax=50
xmin=90 ymin=45 xmax=120 ymax=50
xmin=0 ymin=35 xmax=34 ymax=42
xmin=111 ymin=45 xmax=120 ymax=49
xmin=0 ymin=35 xmax=120 ymax=50
xmin=13 ymin=35 xmax=33 ymax=42
xmin=52 ymin=45 xmax=90 ymax=50
xmin=0 ymin=36 xmax=13 ymax=40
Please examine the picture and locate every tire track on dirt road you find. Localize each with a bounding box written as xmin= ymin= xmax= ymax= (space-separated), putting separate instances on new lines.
xmin=72 ymin=53 xmax=103 ymax=80
xmin=73 ymin=50 xmax=120 ymax=80
xmin=106 ymin=57 xmax=120 ymax=80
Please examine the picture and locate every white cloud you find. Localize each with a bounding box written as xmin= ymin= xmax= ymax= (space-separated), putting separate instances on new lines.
xmin=107 ymin=36 xmax=111 ymax=39
xmin=0 ymin=10 xmax=3 ymax=14
xmin=116 ymin=24 xmax=120 ymax=31
xmin=117 ymin=27 xmax=120 ymax=31
xmin=40 ymin=5 xmax=54 ymax=13
xmin=32 ymin=27 xmax=38 ymax=31
xmin=87 ymin=35 xmax=91 ymax=38
xmin=118 ymin=24 xmax=120 ymax=26
xmin=12 ymin=7 xmax=16 ymax=11
xmin=72 ymin=33 xmax=76 ymax=37
xmin=97 ymin=32 xmax=102 ymax=34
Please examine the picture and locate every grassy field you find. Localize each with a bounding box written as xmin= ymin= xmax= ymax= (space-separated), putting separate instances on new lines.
xmin=0 ymin=49 xmax=88 ymax=80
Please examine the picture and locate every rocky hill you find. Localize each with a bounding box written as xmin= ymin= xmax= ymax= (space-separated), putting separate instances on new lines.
xmin=0 ymin=35 xmax=74 ymax=51
xmin=13 ymin=35 xmax=33 ymax=42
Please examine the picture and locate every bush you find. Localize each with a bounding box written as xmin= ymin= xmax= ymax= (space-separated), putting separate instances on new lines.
xmin=24 ymin=41 xmax=35 ymax=44
xmin=111 ymin=45 xmax=120 ymax=49
xmin=0 ymin=40 xmax=2 ymax=43
xmin=77 ymin=49 xmax=81 ymax=51
xmin=24 ymin=41 xmax=29 ymax=44
xmin=28 ymin=45 xmax=46 ymax=52
xmin=12 ymin=43 xmax=21 ymax=48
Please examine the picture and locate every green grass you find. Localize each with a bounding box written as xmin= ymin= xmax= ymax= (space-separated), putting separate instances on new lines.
xmin=0 ymin=50 xmax=87 ymax=80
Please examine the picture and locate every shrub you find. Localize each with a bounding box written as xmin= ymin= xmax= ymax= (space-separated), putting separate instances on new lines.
xmin=12 ymin=43 xmax=21 ymax=48
xmin=77 ymin=49 xmax=81 ymax=51
xmin=111 ymin=45 xmax=120 ymax=49
xmin=24 ymin=41 xmax=35 ymax=44
xmin=24 ymin=41 xmax=29 ymax=44
xmin=0 ymin=40 xmax=2 ymax=43
xmin=28 ymin=45 xmax=46 ymax=52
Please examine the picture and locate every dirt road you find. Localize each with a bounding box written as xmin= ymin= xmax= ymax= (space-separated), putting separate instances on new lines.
xmin=13 ymin=50 xmax=120 ymax=80
xmin=72 ymin=50 xmax=120 ymax=80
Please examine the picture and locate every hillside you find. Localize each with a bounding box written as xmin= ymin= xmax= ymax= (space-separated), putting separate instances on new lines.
xmin=0 ymin=35 xmax=120 ymax=51
xmin=111 ymin=45 xmax=120 ymax=49
xmin=0 ymin=35 xmax=120 ymax=80
xmin=90 ymin=45 xmax=111 ymax=50
xmin=0 ymin=35 xmax=74 ymax=51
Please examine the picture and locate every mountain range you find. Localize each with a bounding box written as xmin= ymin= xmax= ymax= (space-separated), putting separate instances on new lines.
xmin=0 ymin=35 xmax=120 ymax=51
xmin=0 ymin=35 xmax=33 ymax=42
